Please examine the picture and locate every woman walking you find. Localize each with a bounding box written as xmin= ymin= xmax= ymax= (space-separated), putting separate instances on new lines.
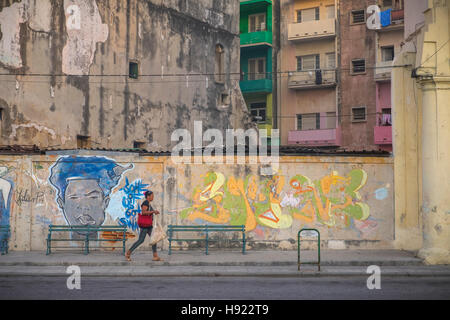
xmin=125 ymin=190 xmax=162 ymax=261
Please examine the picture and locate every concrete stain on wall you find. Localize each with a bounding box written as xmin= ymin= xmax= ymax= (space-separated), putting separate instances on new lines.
xmin=0 ymin=0 xmax=51 ymax=69
xmin=62 ymin=0 xmax=108 ymax=75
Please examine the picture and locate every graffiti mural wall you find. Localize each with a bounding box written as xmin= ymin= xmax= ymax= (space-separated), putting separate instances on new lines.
xmin=0 ymin=154 xmax=394 ymax=251
xmin=8 ymin=155 xmax=164 ymax=250
xmin=173 ymin=160 xmax=394 ymax=244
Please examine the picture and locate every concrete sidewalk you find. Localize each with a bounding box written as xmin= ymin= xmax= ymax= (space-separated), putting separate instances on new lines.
xmin=1 ymin=249 xmax=449 ymax=277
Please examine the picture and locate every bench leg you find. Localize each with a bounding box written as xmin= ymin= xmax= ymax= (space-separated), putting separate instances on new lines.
xmin=46 ymin=238 xmax=51 ymax=255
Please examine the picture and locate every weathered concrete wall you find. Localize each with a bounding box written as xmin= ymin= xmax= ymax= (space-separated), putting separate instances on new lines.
xmin=339 ymin=0 xmax=378 ymax=151
xmin=0 ymin=153 xmax=395 ymax=252
xmin=0 ymin=0 xmax=253 ymax=149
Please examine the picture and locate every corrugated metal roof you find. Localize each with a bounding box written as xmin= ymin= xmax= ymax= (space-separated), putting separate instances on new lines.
xmin=0 ymin=145 xmax=391 ymax=157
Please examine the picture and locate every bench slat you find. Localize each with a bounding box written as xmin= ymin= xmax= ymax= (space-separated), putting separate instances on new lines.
xmin=168 ymin=224 xmax=246 ymax=255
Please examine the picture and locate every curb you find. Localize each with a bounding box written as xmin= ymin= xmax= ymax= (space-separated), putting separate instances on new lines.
xmin=0 ymin=261 xmax=425 ymax=267
xmin=1 ymin=266 xmax=449 ymax=278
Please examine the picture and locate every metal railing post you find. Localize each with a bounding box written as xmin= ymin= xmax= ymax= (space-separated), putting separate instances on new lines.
xmin=298 ymin=228 xmax=320 ymax=271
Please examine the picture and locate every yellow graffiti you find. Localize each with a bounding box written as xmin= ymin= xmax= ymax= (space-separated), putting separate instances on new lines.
xmin=185 ymin=172 xmax=230 ymax=224
xmin=180 ymin=169 xmax=371 ymax=232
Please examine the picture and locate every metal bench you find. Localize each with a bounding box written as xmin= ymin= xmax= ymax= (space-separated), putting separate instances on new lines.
xmin=167 ymin=225 xmax=246 ymax=255
xmin=46 ymin=225 xmax=128 ymax=255
xmin=0 ymin=225 xmax=10 ymax=255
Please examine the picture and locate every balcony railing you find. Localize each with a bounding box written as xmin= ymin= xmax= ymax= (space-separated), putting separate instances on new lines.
xmin=288 ymin=18 xmax=336 ymax=41
xmin=374 ymin=112 xmax=392 ymax=145
xmin=240 ymin=31 xmax=272 ymax=47
xmin=391 ymin=9 xmax=404 ymax=23
xmin=240 ymin=72 xmax=272 ymax=93
xmin=374 ymin=126 xmax=392 ymax=145
xmin=288 ymin=69 xmax=336 ymax=90
xmin=288 ymin=127 xmax=341 ymax=147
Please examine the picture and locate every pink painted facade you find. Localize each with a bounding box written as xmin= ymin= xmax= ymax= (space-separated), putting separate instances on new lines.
xmin=288 ymin=127 xmax=341 ymax=146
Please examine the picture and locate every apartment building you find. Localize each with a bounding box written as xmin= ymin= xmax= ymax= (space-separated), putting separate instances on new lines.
xmin=239 ymin=0 xmax=274 ymax=139
xmin=279 ymin=0 xmax=339 ymax=147
xmin=277 ymin=0 xmax=403 ymax=151
xmin=373 ymin=0 xmax=404 ymax=151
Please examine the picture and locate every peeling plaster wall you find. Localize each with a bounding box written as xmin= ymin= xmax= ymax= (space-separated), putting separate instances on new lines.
xmin=0 ymin=153 xmax=395 ymax=252
xmin=0 ymin=0 xmax=252 ymax=149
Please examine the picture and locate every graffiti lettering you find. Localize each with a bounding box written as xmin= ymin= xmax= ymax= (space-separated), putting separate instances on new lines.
xmin=117 ymin=178 xmax=149 ymax=231
xmin=14 ymin=189 xmax=45 ymax=207
xmin=180 ymin=169 xmax=372 ymax=232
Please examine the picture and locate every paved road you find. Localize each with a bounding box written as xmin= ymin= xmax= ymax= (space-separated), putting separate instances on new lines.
xmin=0 ymin=276 xmax=449 ymax=300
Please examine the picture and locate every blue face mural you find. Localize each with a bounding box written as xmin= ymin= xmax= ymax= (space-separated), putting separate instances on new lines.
xmin=0 ymin=166 xmax=13 ymax=226
xmin=0 ymin=166 xmax=13 ymax=251
xmin=49 ymin=156 xmax=132 ymax=228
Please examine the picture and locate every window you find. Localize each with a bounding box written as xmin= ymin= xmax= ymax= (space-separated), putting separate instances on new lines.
xmin=352 ymin=107 xmax=367 ymax=122
xmin=220 ymin=93 xmax=230 ymax=106
xmin=383 ymin=0 xmax=393 ymax=7
xmin=326 ymin=5 xmax=335 ymax=19
xmin=381 ymin=46 xmax=395 ymax=62
xmin=326 ymin=52 xmax=336 ymax=69
xmin=249 ymin=13 xmax=266 ymax=32
xmin=215 ymin=44 xmax=225 ymax=83
xmin=129 ymin=61 xmax=138 ymax=79
xmin=248 ymin=57 xmax=266 ymax=80
xmin=297 ymin=113 xmax=320 ymax=131
xmin=380 ymin=108 xmax=392 ymax=126
xmin=297 ymin=54 xmax=320 ymax=71
xmin=326 ymin=112 xmax=336 ymax=129
xmin=351 ymin=10 xmax=365 ymax=24
xmin=77 ymin=135 xmax=91 ymax=149
xmin=352 ymin=59 xmax=366 ymax=74
xmin=250 ymin=102 xmax=266 ymax=123
xmin=297 ymin=7 xmax=319 ymax=23
xmin=133 ymin=141 xmax=146 ymax=149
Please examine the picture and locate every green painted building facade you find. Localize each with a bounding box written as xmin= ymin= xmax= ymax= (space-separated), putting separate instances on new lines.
xmin=239 ymin=0 xmax=273 ymax=137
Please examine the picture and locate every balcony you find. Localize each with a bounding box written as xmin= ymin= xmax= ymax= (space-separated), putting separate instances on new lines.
xmin=288 ymin=18 xmax=335 ymax=42
xmin=374 ymin=112 xmax=392 ymax=145
xmin=391 ymin=9 xmax=404 ymax=24
xmin=240 ymin=31 xmax=272 ymax=47
xmin=374 ymin=61 xmax=393 ymax=81
xmin=377 ymin=9 xmax=404 ymax=32
xmin=288 ymin=69 xmax=336 ymax=90
xmin=288 ymin=127 xmax=341 ymax=147
xmin=240 ymin=73 xmax=272 ymax=93
xmin=374 ymin=126 xmax=392 ymax=145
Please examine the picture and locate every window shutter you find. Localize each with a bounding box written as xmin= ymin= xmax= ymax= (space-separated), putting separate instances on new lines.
xmin=297 ymin=56 xmax=302 ymax=71
xmin=249 ymin=59 xmax=256 ymax=80
xmin=315 ymin=55 xmax=320 ymax=70
xmin=250 ymin=15 xmax=256 ymax=32
xmin=316 ymin=113 xmax=321 ymax=129
xmin=327 ymin=5 xmax=335 ymax=19
xmin=257 ymin=58 xmax=265 ymax=79
xmin=297 ymin=10 xmax=302 ymax=23
xmin=302 ymin=8 xmax=316 ymax=22
xmin=315 ymin=7 xmax=320 ymax=20
xmin=327 ymin=53 xmax=336 ymax=69
xmin=297 ymin=115 xmax=302 ymax=130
